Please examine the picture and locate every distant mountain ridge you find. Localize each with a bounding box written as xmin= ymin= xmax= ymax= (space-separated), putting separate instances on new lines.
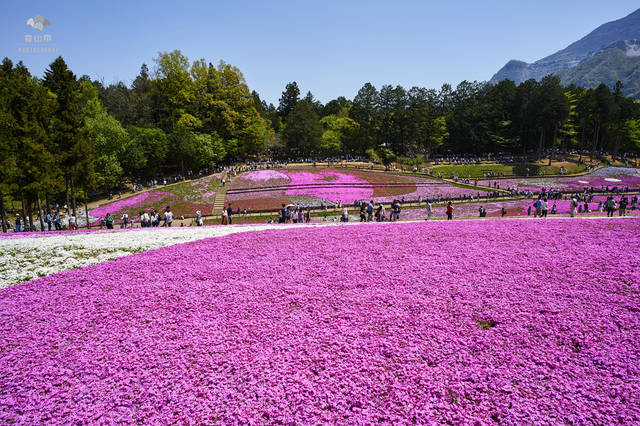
xmin=491 ymin=8 xmax=640 ymax=97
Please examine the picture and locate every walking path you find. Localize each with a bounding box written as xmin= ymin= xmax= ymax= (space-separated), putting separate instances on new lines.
xmin=211 ymin=172 xmax=229 ymax=215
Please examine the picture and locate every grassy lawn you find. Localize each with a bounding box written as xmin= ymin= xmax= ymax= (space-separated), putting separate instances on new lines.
xmin=431 ymin=162 xmax=587 ymax=179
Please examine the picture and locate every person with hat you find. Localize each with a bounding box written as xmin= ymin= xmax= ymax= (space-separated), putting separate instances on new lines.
xmin=14 ymin=214 xmax=22 ymax=232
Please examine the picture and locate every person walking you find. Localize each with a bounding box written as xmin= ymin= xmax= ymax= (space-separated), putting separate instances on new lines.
xmin=570 ymin=197 xmax=578 ymax=217
xmin=605 ymin=197 xmax=615 ymax=217
xmin=359 ymin=204 xmax=366 ymax=222
xmin=105 ymin=213 xmax=114 ymax=229
xmin=375 ymin=204 xmax=382 ymax=222
xmin=121 ymin=213 xmax=129 ymax=229
xmin=619 ymin=196 xmax=628 ymax=216
xmin=366 ymin=200 xmax=374 ymax=222
xmin=44 ymin=211 xmax=52 ymax=231
xmin=163 ymin=206 xmax=174 ymax=227
xmin=54 ymin=213 xmax=62 ymax=230
xmin=141 ymin=211 xmax=150 ymax=227
xmin=226 ymin=204 xmax=233 ymax=224
xmin=446 ymin=202 xmax=453 ymax=220
xmin=341 ymin=206 xmax=349 ymax=222
xmin=426 ymin=201 xmax=432 ymax=221
xmin=284 ymin=206 xmax=291 ymax=223
xmin=14 ymin=214 xmax=22 ymax=232
xmin=541 ymin=199 xmax=548 ymax=218
xmin=393 ymin=201 xmax=401 ymax=221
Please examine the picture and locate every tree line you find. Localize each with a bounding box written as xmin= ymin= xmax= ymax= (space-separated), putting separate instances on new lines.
xmin=2 ymin=49 xmax=640 ymax=229
xmin=263 ymin=77 xmax=640 ymax=163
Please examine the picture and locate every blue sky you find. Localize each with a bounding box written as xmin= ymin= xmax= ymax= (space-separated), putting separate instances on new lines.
xmin=1 ymin=1 xmax=638 ymax=104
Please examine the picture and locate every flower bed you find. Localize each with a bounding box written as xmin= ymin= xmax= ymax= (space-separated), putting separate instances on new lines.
xmin=0 ymin=223 xmax=333 ymax=287
xmin=89 ymin=175 xmax=221 ymax=221
xmin=371 ymin=177 xmax=490 ymax=203
xmin=478 ymin=167 xmax=640 ymax=192
xmin=227 ymin=169 xmax=490 ymax=210
xmin=1 ymin=219 xmax=639 ymax=423
xmin=229 ymin=170 xmax=291 ymax=190
xmin=400 ymin=200 xmax=532 ymax=220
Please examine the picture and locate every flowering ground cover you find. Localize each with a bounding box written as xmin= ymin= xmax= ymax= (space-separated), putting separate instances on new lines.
xmin=0 ymin=223 xmax=328 ymax=288
xmin=399 ymin=200 xmax=531 ymax=220
xmin=1 ymin=218 xmax=639 ymax=423
xmin=227 ymin=168 xmax=489 ymax=211
xmin=478 ymin=167 xmax=640 ymax=192
xmin=90 ymin=174 xmax=221 ymax=222
xmin=227 ymin=170 xmax=291 ymax=190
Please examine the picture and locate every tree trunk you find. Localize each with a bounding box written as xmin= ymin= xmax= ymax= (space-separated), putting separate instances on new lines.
xmin=70 ymin=173 xmax=77 ymax=218
xmin=65 ymin=175 xmax=70 ymax=213
xmin=84 ymin=196 xmax=90 ymax=229
xmin=549 ymin=124 xmax=557 ymax=166
xmin=537 ymin=128 xmax=545 ymax=161
xmin=37 ymin=193 xmax=45 ymax=231
xmin=614 ymin=121 xmax=622 ymax=158
xmin=590 ymin=122 xmax=599 ymax=162
xmin=579 ymin=118 xmax=586 ymax=162
xmin=21 ymin=192 xmax=27 ymax=226
xmin=27 ymin=198 xmax=34 ymax=232
xmin=0 ymin=194 xmax=6 ymax=233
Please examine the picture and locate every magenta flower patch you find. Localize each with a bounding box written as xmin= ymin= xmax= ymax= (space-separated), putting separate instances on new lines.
xmin=283 ymin=170 xmax=374 ymax=204
xmin=90 ymin=191 xmax=174 ymax=218
xmin=1 ymin=218 xmax=639 ymax=423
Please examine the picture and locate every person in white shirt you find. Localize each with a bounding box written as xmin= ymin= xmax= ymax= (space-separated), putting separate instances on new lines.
xmin=163 ymin=207 xmax=174 ymax=227
xmin=141 ymin=211 xmax=150 ymax=227
xmin=426 ymin=202 xmax=432 ymax=220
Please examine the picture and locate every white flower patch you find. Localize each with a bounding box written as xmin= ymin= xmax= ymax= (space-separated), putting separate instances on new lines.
xmin=0 ymin=223 xmax=361 ymax=288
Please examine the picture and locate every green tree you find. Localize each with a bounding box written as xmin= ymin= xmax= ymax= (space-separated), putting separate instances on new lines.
xmin=43 ymin=56 xmax=93 ymax=218
xmin=277 ymin=82 xmax=300 ymax=122
xmin=282 ymin=100 xmax=322 ymax=156
xmin=152 ymin=50 xmax=194 ymax=131
xmin=126 ymin=126 xmax=169 ymax=178
xmin=319 ymin=108 xmax=359 ymax=156
xmin=349 ymin=83 xmax=380 ymax=154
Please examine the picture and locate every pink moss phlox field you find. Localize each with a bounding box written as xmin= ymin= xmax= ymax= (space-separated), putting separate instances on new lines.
xmin=90 ymin=191 xmax=174 ymax=218
xmin=284 ymin=170 xmax=373 ymax=203
xmin=231 ymin=170 xmax=291 ymax=190
xmin=228 ymin=169 xmax=489 ymax=208
xmin=478 ymin=168 xmax=640 ymax=192
xmin=1 ymin=219 xmax=640 ymax=423
xmin=372 ymin=177 xmax=489 ymax=203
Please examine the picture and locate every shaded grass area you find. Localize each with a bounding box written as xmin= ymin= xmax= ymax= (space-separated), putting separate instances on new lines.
xmin=432 ymin=163 xmax=587 ymax=179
